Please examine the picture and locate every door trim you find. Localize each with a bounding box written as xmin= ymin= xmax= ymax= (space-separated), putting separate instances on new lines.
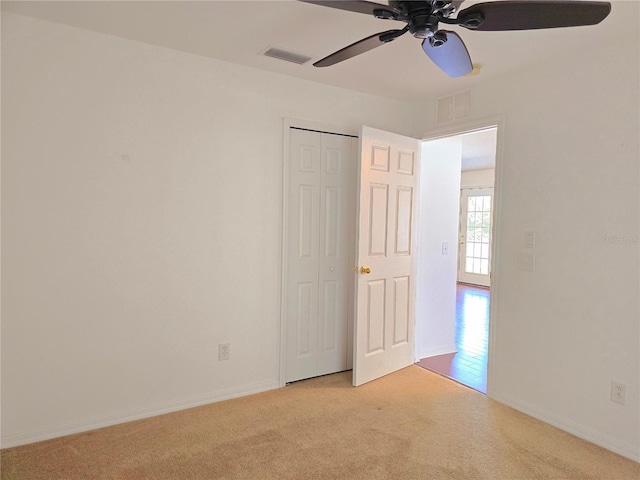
xmin=421 ymin=114 xmax=505 ymax=398
xmin=280 ymin=118 xmax=358 ymax=387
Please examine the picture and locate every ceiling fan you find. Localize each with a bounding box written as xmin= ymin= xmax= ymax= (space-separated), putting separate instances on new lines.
xmin=299 ymin=0 xmax=611 ymax=77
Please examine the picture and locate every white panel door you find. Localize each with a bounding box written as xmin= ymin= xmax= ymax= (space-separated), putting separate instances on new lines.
xmin=285 ymin=128 xmax=356 ymax=383
xmin=458 ymin=188 xmax=493 ymax=287
xmin=317 ymin=132 xmax=357 ymax=376
xmin=353 ymin=126 xmax=420 ymax=386
xmin=286 ymin=129 xmax=321 ymax=383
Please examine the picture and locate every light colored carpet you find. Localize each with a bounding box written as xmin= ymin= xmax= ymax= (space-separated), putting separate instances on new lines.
xmin=2 ymin=366 xmax=639 ymax=479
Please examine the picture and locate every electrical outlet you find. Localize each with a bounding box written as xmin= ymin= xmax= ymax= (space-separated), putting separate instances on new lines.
xmin=611 ymin=381 xmax=627 ymax=405
xmin=219 ymin=342 xmax=230 ymax=361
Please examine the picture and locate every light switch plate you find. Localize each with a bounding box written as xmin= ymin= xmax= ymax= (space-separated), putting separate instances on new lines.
xmin=517 ymin=253 xmax=536 ymax=271
xmin=524 ymin=231 xmax=536 ymax=249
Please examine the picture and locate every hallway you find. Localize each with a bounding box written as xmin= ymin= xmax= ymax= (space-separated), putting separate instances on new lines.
xmin=417 ymin=283 xmax=489 ymax=393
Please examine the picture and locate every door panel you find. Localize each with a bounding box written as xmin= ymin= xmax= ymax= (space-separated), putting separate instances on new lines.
xmin=287 ymin=129 xmax=321 ymax=382
xmin=321 ymin=280 xmax=338 ymax=350
xmin=296 ymin=282 xmax=315 ymax=356
xmin=298 ymin=185 xmax=316 ymax=259
xmin=369 ymin=184 xmax=389 ymax=256
xmin=393 ymin=276 xmax=410 ymax=345
xmin=368 ymin=279 xmax=387 ymax=354
xmin=395 ymin=186 xmax=413 ymax=255
xmin=317 ymin=132 xmax=356 ymax=376
xmin=353 ymin=126 xmax=420 ymax=386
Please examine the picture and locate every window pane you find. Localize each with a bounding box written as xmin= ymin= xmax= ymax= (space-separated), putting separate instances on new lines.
xmin=480 ymin=259 xmax=489 ymax=275
xmin=466 ymin=257 xmax=474 ymax=273
xmin=467 ymin=241 xmax=476 ymax=255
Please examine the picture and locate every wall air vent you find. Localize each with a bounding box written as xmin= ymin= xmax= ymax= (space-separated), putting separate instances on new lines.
xmin=263 ymin=47 xmax=312 ymax=65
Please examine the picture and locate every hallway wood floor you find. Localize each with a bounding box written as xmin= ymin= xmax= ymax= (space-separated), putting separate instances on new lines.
xmin=417 ymin=283 xmax=489 ymax=393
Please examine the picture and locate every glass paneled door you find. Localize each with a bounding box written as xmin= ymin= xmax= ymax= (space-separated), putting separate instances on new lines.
xmin=458 ymin=188 xmax=493 ymax=287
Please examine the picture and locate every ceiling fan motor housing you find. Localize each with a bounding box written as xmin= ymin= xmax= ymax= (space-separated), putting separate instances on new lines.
xmin=411 ymin=14 xmax=441 ymax=39
xmin=388 ymin=1 xmax=442 ymax=39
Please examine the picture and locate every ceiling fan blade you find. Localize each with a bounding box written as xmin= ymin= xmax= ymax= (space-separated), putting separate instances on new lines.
xmin=421 ymin=31 xmax=473 ymax=77
xmin=314 ymin=29 xmax=406 ymax=67
xmin=298 ymin=0 xmax=399 ymax=16
xmin=457 ymin=1 xmax=611 ymax=31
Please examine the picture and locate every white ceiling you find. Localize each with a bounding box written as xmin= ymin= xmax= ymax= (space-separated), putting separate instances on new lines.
xmin=2 ymin=1 xmax=631 ymax=167
xmin=2 ymin=0 xmax=636 ymax=102
xmin=460 ymin=127 xmax=496 ymax=171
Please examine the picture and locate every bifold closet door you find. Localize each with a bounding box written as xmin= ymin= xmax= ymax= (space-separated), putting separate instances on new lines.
xmin=285 ymin=128 xmax=356 ymax=383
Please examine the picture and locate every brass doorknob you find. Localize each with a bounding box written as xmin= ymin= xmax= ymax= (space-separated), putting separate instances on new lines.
xmin=360 ymin=266 xmax=371 ymax=275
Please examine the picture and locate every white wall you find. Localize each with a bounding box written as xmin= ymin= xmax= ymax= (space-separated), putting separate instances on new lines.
xmin=460 ymin=168 xmax=495 ymax=189
xmin=416 ymin=4 xmax=640 ymax=460
xmin=0 ymin=13 xmax=414 ymax=446
xmin=415 ymin=138 xmax=462 ymax=358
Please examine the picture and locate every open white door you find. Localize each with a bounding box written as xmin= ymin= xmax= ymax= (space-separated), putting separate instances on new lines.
xmin=353 ymin=126 xmax=420 ymax=386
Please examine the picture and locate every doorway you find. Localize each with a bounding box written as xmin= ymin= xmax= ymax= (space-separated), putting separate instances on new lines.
xmin=416 ymin=125 xmax=498 ymax=394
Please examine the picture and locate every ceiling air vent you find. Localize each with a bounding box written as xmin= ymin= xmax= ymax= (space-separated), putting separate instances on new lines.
xmin=436 ymin=90 xmax=472 ymax=124
xmin=263 ymin=47 xmax=312 ymax=65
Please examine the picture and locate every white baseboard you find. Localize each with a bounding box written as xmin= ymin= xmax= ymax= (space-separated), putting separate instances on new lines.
xmin=491 ymin=391 xmax=640 ymax=463
xmin=418 ymin=343 xmax=457 ymax=360
xmin=1 ymin=379 xmax=280 ymax=449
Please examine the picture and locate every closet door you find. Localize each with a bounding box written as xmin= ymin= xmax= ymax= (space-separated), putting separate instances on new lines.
xmin=285 ymin=128 xmax=356 ymax=383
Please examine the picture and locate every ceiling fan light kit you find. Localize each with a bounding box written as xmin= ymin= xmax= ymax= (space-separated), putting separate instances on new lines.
xmin=300 ymin=0 xmax=611 ymax=78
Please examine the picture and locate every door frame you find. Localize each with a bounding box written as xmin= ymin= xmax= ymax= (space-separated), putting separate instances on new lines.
xmin=279 ymin=118 xmax=358 ymax=388
xmin=420 ymin=114 xmax=505 ymax=397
